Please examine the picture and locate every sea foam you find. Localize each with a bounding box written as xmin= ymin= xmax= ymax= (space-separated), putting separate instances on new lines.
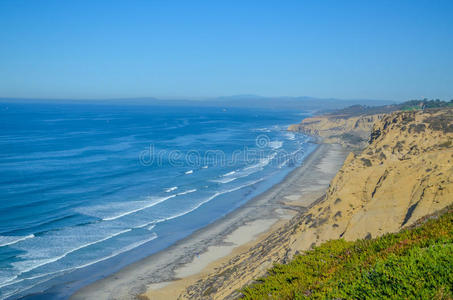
xmin=0 ymin=234 xmax=35 ymax=248
xmin=165 ymin=186 xmax=178 ymax=193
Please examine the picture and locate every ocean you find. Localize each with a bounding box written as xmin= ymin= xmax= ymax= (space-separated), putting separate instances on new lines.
xmin=0 ymin=102 xmax=315 ymax=299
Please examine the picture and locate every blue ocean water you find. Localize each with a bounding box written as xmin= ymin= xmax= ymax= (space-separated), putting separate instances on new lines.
xmin=0 ymin=102 xmax=314 ymax=299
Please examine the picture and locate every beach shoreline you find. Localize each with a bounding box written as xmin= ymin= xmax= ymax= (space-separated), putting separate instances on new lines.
xmin=70 ymin=142 xmax=349 ymax=300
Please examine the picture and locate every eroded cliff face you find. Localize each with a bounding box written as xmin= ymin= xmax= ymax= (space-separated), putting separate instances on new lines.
xmin=288 ymin=113 xmax=385 ymax=148
xmin=292 ymin=108 xmax=453 ymax=249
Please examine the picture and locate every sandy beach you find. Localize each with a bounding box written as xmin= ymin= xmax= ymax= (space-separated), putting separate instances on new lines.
xmin=71 ymin=143 xmax=349 ymax=300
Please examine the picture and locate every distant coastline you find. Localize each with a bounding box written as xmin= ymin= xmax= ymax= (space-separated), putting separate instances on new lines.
xmin=0 ymin=96 xmax=395 ymax=112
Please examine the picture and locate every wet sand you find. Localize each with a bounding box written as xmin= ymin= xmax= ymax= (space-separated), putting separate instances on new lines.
xmin=71 ymin=143 xmax=349 ymax=300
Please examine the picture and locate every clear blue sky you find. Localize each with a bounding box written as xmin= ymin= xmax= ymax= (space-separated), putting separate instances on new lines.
xmin=1 ymin=0 xmax=452 ymax=100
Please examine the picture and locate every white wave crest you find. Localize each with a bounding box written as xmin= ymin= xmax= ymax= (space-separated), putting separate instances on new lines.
xmin=212 ymin=177 xmax=237 ymax=184
xmin=11 ymin=229 xmax=132 ymax=276
xmin=0 ymin=234 xmax=35 ymax=248
xmin=285 ymin=132 xmax=296 ymax=140
xmin=269 ymin=141 xmax=283 ymax=150
xmin=177 ymin=189 xmax=197 ymax=196
xmin=243 ymin=152 xmax=277 ymax=171
xmin=222 ymin=171 xmax=236 ymax=177
xmin=254 ymin=128 xmax=271 ymax=133
xmin=154 ymin=178 xmax=264 ymax=225
xmin=102 ymin=195 xmax=177 ymax=221
xmin=0 ymin=233 xmax=158 ymax=296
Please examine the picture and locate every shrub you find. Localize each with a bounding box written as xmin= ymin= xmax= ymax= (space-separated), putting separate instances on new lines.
xmin=240 ymin=207 xmax=453 ymax=299
xmin=360 ymin=157 xmax=372 ymax=167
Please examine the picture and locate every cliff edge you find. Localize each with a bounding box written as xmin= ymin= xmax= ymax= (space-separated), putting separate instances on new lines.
xmin=288 ymin=113 xmax=384 ymax=148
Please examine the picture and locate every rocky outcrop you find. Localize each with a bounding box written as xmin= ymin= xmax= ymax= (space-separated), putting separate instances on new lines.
xmin=288 ymin=113 xmax=385 ymax=148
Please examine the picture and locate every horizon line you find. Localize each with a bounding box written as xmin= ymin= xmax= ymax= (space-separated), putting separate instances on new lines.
xmin=0 ymin=95 xmax=402 ymax=102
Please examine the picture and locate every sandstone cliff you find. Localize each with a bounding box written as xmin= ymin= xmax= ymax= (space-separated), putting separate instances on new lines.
xmin=292 ymin=108 xmax=453 ymax=248
xmin=288 ymin=113 xmax=385 ymax=148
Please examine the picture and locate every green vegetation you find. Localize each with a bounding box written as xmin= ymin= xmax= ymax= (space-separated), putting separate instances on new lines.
xmin=241 ymin=206 xmax=453 ymax=299
xmin=360 ymin=157 xmax=372 ymax=167
xmin=425 ymin=111 xmax=453 ymax=133
xmin=438 ymin=140 xmax=452 ymax=148
xmin=327 ymin=99 xmax=453 ymax=118
xmin=400 ymin=99 xmax=453 ymax=111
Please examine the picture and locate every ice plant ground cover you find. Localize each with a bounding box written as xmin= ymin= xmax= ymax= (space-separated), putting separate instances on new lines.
xmin=241 ymin=205 xmax=453 ymax=299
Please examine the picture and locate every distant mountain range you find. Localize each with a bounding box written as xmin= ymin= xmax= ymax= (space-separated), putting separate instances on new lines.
xmin=0 ymin=95 xmax=396 ymax=111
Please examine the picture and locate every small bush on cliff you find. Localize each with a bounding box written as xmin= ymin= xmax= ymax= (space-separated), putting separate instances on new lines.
xmin=438 ymin=140 xmax=452 ymax=148
xmin=360 ymin=157 xmax=372 ymax=167
xmin=240 ymin=206 xmax=453 ymax=299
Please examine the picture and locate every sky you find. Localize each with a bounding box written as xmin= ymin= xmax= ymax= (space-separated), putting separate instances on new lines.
xmin=0 ymin=0 xmax=452 ymax=101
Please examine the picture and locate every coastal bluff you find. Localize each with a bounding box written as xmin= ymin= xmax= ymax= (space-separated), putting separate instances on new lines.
xmin=290 ymin=108 xmax=453 ymax=248
xmin=288 ymin=113 xmax=384 ymax=148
